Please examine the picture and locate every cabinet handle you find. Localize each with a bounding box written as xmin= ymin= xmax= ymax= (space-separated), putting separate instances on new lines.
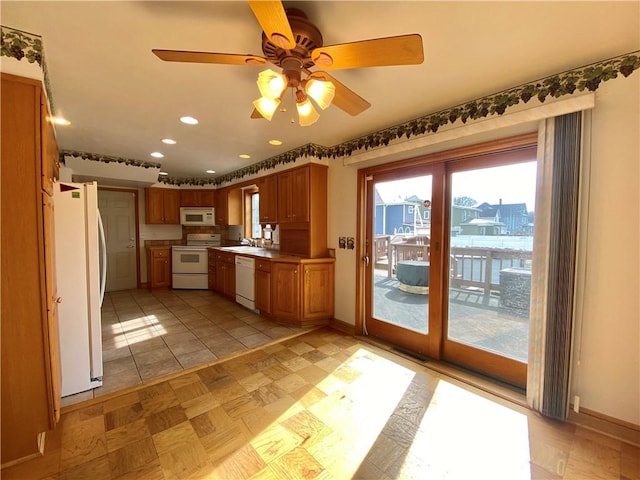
xmin=55 ymin=296 xmax=62 ymax=304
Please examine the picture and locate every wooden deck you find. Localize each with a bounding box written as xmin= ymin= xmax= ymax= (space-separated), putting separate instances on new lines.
xmin=372 ymin=271 xmax=530 ymax=362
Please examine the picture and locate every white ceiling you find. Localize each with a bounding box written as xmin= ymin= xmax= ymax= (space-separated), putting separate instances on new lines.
xmin=2 ymin=1 xmax=638 ymax=180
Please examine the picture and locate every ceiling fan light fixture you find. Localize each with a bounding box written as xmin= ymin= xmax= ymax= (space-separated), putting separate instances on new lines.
xmin=296 ymin=92 xmax=320 ymax=126
xmin=256 ymin=69 xmax=287 ymax=99
xmin=253 ymin=96 xmax=280 ymax=121
xmin=305 ymin=78 xmax=335 ymax=110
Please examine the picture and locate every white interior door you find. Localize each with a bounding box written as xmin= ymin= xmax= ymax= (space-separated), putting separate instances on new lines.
xmin=98 ymin=189 xmax=137 ymax=291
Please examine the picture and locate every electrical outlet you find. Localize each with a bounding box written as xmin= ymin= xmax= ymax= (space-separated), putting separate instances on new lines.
xmin=338 ymin=237 xmax=346 ymax=249
xmin=346 ymin=237 xmax=355 ymax=250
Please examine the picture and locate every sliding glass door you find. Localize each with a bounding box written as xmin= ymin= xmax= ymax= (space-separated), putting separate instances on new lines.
xmin=361 ymin=137 xmax=537 ymax=387
xmin=443 ymin=153 xmax=537 ymax=387
xmin=363 ymin=165 xmax=442 ymax=357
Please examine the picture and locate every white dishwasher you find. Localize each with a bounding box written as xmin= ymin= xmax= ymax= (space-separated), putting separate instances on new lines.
xmin=235 ymin=255 xmax=256 ymax=310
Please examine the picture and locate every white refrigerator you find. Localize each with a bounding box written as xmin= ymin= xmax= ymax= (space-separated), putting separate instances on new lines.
xmin=54 ymin=181 xmax=106 ymax=396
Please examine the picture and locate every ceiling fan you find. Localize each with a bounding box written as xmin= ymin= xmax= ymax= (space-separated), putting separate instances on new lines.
xmin=152 ymin=1 xmax=424 ymax=126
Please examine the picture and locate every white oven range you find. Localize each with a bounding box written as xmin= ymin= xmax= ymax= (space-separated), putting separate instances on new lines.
xmin=172 ymin=233 xmax=221 ymax=289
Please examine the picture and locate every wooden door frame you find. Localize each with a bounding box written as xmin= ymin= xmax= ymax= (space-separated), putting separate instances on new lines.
xmin=441 ymin=144 xmax=537 ymax=387
xmin=98 ymin=187 xmax=141 ymax=289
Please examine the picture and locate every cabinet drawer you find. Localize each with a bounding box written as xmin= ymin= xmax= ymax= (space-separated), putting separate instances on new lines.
xmin=152 ymin=249 xmax=170 ymax=258
xmin=216 ymin=252 xmax=235 ymax=264
xmin=256 ymin=260 xmax=271 ymax=272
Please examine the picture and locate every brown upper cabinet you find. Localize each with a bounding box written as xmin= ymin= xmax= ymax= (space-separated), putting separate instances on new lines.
xmin=257 ymin=174 xmax=278 ymax=224
xmin=277 ymin=163 xmax=328 ymax=258
xmin=180 ymin=189 xmax=215 ymax=207
xmin=145 ymin=188 xmax=180 ymax=224
xmin=278 ymin=166 xmax=311 ymax=224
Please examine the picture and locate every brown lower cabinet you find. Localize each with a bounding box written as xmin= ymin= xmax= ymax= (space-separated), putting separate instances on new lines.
xmin=208 ymin=249 xmax=216 ymax=290
xmin=211 ymin=249 xmax=335 ymax=327
xmin=270 ymin=258 xmax=335 ymax=327
xmin=215 ymin=251 xmax=236 ymax=299
xmin=147 ymin=247 xmax=171 ymax=289
xmin=255 ymin=259 xmax=272 ymax=314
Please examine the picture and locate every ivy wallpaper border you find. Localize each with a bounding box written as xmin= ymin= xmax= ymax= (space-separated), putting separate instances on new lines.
xmin=1 ymin=25 xmax=56 ymax=113
xmin=161 ymin=50 xmax=639 ymax=186
xmin=61 ymin=150 xmax=162 ymax=170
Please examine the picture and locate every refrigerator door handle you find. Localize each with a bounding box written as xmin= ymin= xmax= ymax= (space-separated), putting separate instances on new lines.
xmin=98 ymin=209 xmax=107 ymax=306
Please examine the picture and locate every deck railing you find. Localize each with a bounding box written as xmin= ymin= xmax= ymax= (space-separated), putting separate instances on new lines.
xmin=374 ymin=235 xmax=532 ymax=295
xmin=449 ymin=246 xmax=532 ymax=294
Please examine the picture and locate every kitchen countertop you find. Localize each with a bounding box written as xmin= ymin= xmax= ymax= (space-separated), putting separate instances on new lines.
xmin=210 ymin=246 xmax=335 ymax=263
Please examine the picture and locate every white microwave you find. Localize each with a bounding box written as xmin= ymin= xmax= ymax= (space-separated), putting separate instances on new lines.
xmin=180 ymin=207 xmax=215 ymax=226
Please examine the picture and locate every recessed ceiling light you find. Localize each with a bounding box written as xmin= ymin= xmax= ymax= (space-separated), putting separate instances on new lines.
xmin=239 ymin=154 xmax=251 ymax=159
xmin=150 ymin=152 xmax=164 ymax=158
xmin=52 ymin=116 xmax=70 ymax=126
xmin=269 ymin=139 xmax=282 ymax=146
xmin=205 ymin=169 xmax=216 ymax=174
xmin=180 ymin=116 xmax=199 ymax=125
xmin=159 ymin=171 xmax=169 ymax=176
xmin=161 ymin=138 xmax=176 ymax=144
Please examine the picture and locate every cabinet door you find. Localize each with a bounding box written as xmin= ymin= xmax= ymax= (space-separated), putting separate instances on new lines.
xmin=302 ymin=263 xmax=334 ymax=321
xmin=163 ymin=189 xmax=181 ymax=224
xmin=255 ymin=270 xmax=271 ymax=314
xmin=224 ymin=262 xmax=236 ymax=298
xmin=199 ymin=190 xmax=215 ymax=207
xmin=180 ymin=190 xmax=199 ymax=207
xmin=271 ymin=262 xmax=300 ymax=320
xmin=290 ymin=167 xmax=310 ymax=222
xmin=42 ymin=194 xmax=62 ymax=424
xmin=215 ymin=262 xmax=226 ymax=293
xmin=215 ymin=189 xmax=228 ymax=225
xmin=208 ymin=251 xmax=216 ymax=290
xmin=152 ymin=255 xmax=171 ymax=287
xmin=258 ymin=175 xmax=278 ymax=224
xmin=145 ymin=188 xmax=165 ymax=224
xmin=277 ymin=171 xmax=293 ymax=223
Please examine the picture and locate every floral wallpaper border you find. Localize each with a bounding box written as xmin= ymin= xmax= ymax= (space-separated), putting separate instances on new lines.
xmin=163 ymin=50 xmax=639 ymax=186
xmin=61 ymin=150 xmax=162 ymax=170
xmin=1 ymin=25 xmax=56 ymax=113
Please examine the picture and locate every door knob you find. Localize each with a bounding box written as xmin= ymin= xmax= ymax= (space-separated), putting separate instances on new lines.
xmin=127 ymin=245 xmax=135 ymax=248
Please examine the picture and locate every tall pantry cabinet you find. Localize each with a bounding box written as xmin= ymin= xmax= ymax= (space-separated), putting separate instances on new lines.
xmin=1 ymin=73 xmax=62 ymax=464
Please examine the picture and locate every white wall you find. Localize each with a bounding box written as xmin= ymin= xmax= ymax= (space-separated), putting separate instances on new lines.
xmin=571 ymin=75 xmax=639 ymax=425
xmin=327 ymin=74 xmax=640 ymax=426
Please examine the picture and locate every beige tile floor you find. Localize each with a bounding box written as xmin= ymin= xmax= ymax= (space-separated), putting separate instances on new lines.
xmin=4 ymin=328 xmax=638 ymax=480
xmin=62 ymin=289 xmax=302 ymax=407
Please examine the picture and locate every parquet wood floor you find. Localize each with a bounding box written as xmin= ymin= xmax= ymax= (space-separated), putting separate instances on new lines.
xmin=3 ymin=328 xmax=638 ymax=480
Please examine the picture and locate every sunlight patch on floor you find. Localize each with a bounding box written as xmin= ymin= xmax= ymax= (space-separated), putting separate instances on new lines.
xmin=398 ymin=380 xmax=531 ymax=479
xmin=112 ymin=314 xmax=167 ymax=347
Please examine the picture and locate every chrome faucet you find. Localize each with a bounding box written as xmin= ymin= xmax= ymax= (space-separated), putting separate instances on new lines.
xmin=242 ymin=237 xmax=256 ymax=247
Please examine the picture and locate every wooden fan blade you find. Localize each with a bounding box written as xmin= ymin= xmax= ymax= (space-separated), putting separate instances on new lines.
xmin=248 ymin=1 xmax=296 ymax=50
xmin=311 ymin=34 xmax=424 ymax=70
xmin=153 ymin=49 xmax=267 ymax=66
xmin=251 ymin=108 xmax=264 ymax=119
xmin=309 ymin=71 xmax=371 ymax=116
